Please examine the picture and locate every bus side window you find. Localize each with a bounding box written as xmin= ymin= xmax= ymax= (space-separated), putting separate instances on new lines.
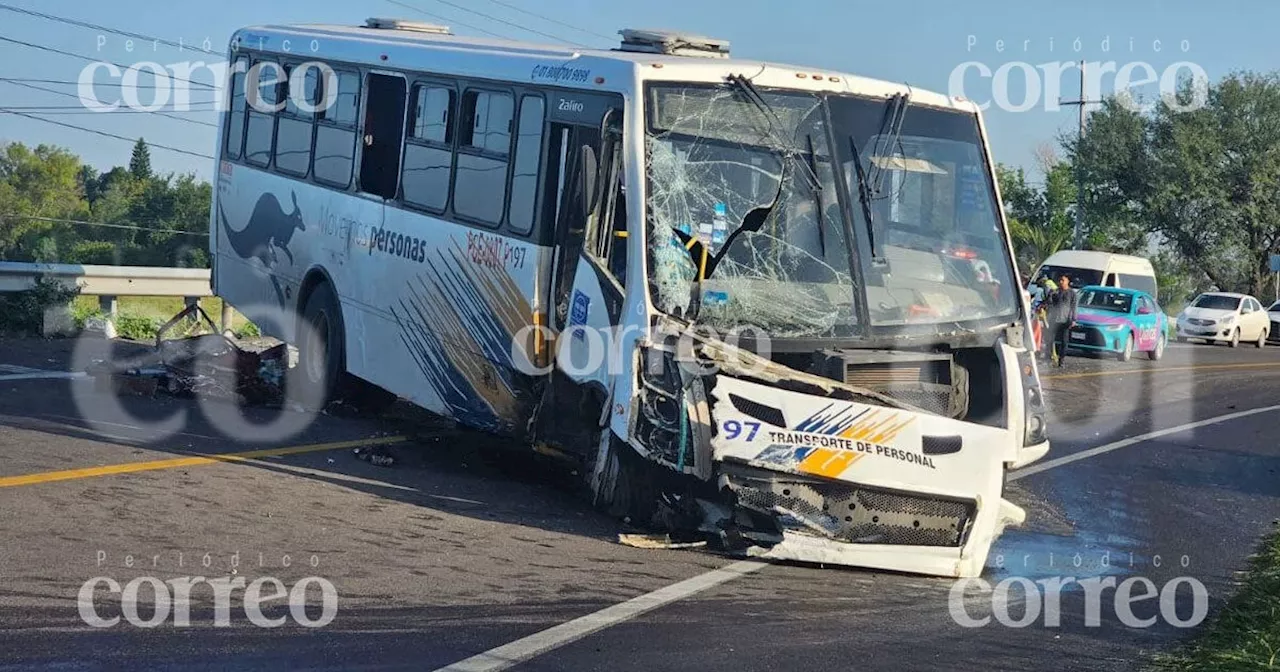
xmin=402 ymin=83 xmax=456 ymax=212
xmin=455 ymin=90 xmax=513 ymax=226
xmin=244 ymin=59 xmax=283 ymax=168
xmin=508 ymin=95 xmax=545 ymax=235
xmin=1105 ymin=273 xmax=1118 ymax=287
xmin=225 ymin=58 xmax=248 ymax=160
xmin=314 ymin=70 xmax=361 ymax=189
xmin=275 ymin=63 xmax=317 ymax=177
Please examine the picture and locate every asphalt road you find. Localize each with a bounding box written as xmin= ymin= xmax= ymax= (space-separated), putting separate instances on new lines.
xmin=1 ymin=335 xmax=1279 ymax=671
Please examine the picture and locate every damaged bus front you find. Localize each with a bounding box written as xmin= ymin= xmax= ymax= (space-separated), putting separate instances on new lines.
xmin=595 ymin=79 xmax=1049 ymax=578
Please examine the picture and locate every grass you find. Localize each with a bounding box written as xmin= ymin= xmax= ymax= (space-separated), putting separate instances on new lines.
xmin=1151 ymin=526 xmax=1280 ymax=671
xmin=70 ymin=296 xmax=260 ymax=341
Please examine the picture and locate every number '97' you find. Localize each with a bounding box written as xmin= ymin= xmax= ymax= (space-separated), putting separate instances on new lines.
xmin=721 ymin=420 xmax=761 ymax=440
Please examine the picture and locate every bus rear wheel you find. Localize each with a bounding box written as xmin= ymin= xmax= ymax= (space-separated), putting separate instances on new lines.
xmin=295 ymin=282 xmax=344 ymax=409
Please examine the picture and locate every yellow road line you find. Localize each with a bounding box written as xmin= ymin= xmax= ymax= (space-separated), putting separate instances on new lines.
xmin=0 ymin=435 xmax=406 ymax=488
xmin=1044 ymin=361 xmax=1280 ymax=381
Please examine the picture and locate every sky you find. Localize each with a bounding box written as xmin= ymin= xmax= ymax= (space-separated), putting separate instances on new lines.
xmin=0 ymin=0 xmax=1274 ymax=185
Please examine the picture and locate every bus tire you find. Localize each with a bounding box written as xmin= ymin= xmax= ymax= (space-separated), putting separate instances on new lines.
xmin=296 ymin=281 xmax=344 ymax=409
xmin=596 ymin=435 xmax=658 ymax=528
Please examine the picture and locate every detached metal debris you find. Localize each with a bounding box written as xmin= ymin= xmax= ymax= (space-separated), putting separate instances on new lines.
xmin=85 ymin=303 xmax=290 ymax=406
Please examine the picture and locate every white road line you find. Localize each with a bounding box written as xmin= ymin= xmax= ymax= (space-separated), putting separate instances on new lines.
xmin=0 ymin=364 xmax=41 ymax=374
xmin=433 ymin=402 xmax=1280 ymax=670
xmin=1008 ymin=403 xmax=1280 ymax=481
xmin=432 ymin=560 xmax=766 ymax=672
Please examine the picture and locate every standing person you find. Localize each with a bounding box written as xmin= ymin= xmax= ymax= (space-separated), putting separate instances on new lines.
xmin=1032 ymin=277 xmax=1056 ymax=360
xmin=1045 ymin=274 xmax=1078 ymax=367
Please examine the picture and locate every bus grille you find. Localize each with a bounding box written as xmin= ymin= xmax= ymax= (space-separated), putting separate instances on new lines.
xmin=725 ymin=466 xmax=974 ymax=547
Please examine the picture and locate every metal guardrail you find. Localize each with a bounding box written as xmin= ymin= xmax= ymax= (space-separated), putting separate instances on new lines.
xmin=0 ymin=261 xmax=227 ymax=334
xmin=0 ymin=261 xmax=211 ymax=296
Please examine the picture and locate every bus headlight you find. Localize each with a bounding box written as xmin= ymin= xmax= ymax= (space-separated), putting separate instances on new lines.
xmin=1025 ymin=408 xmax=1047 ymax=445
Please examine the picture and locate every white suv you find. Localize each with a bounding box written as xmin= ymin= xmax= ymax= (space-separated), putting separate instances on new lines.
xmin=1176 ymin=292 xmax=1270 ymax=347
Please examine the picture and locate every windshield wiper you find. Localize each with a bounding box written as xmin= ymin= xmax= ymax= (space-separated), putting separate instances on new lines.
xmin=805 ymin=132 xmax=825 ymax=257
xmin=847 ymin=135 xmax=886 ymax=267
xmin=848 ymin=91 xmax=910 ymax=269
xmin=867 ymin=92 xmax=910 ymax=198
xmin=726 ymin=74 xmax=821 ymax=193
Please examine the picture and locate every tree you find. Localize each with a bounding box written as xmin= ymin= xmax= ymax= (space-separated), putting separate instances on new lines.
xmin=0 ymin=143 xmax=88 ymax=260
xmin=1065 ymin=98 xmax=1153 ymax=254
xmin=1065 ymin=70 xmax=1280 ymax=299
xmin=78 ymin=165 xmax=100 ymax=206
xmin=0 ymin=141 xmax=212 ymax=266
xmin=129 ymin=138 xmax=152 ymax=182
xmin=996 ymin=162 xmax=1076 ymax=275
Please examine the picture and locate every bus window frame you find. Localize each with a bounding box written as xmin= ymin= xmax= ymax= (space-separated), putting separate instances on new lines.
xmin=400 ymin=77 xmax=460 ymax=216
xmin=220 ymin=47 xmax=593 ymax=245
xmin=274 ymin=59 xmax=320 ymax=179
xmin=312 ymin=65 xmax=363 ymax=191
xmin=452 ymin=85 xmax=517 ymax=229
xmin=243 ymin=57 xmax=284 ymax=170
xmin=224 ymin=56 xmax=249 ymax=161
xmin=506 ymin=92 xmax=549 ymax=237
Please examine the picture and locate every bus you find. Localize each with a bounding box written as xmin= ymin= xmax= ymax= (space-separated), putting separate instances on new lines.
xmin=210 ymin=18 xmax=1050 ymax=578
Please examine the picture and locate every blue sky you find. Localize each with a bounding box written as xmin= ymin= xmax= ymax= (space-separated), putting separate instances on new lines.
xmin=0 ymin=0 xmax=1273 ymax=184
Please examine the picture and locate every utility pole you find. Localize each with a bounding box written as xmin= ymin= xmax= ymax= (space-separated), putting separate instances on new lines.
xmin=1060 ymin=60 xmax=1102 ymax=250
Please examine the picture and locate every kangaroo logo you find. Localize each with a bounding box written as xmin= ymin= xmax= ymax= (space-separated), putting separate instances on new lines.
xmin=218 ymin=191 xmax=307 ymax=305
xmin=219 ymin=191 xmax=306 ymax=266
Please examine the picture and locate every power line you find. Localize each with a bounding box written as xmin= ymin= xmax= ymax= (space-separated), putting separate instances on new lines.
xmin=0 ymin=104 xmax=219 ymax=111
xmin=0 ymin=2 xmax=223 ymax=56
xmin=0 ymin=77 xmax=218 ymax=93
xmin=422 ymin=0 xmax=584 ymax=46
xmin=0 ymin=34 xmax=217 ymax=90
xmin=383 ymin=0 xmax=511 ymax=40
xmin=0 ymin=108 xmax=218 ymax=121
xmin=0 ymin=214 xmax=207 ymax=237
xmin=0 ymin=109 xmax=215 ymax=160
xmin=1 ymin=80 xmax=218 ymax=128
xmin=475 ymin=0 xmax=614 ymax=42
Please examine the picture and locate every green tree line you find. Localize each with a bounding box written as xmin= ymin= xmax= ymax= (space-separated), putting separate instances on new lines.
xmin=1000 ymin=70 xmax=1280 ymax=309
xmin=0 ymin=139 xmax=211 ymax=267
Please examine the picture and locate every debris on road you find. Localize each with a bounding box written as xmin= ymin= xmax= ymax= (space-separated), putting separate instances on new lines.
xmin=354 ymin=446 xmax=395 ymax=467
xmin=84 ymin=302 xmax=292 ymax=407
xmin=617 ymin=533 xmax=707 ymax=550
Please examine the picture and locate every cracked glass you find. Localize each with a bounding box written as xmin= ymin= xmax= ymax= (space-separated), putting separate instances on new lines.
xmin=643 ymin=84 xmax=1020 ymax=339
xmin=644 ymin=85 xmax=858 ymax=339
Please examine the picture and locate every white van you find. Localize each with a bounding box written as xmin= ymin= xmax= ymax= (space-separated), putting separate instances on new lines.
xmin=1029 ymin=250 xmax=1158 ymax=302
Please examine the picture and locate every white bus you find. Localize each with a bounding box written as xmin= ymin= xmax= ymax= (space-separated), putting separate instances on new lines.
xmin=211 ymin=19 xmax=1049 ymax=577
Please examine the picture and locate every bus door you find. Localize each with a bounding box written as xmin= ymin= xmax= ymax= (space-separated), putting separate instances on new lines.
xmin=528 ymin=98 xmax=626 ymax=451
xmin=548 ymin=102 xmax=626 ymax=390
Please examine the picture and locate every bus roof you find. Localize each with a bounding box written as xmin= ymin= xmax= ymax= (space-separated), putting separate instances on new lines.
xmin=231 ymin=20 xmax=974 ymax=113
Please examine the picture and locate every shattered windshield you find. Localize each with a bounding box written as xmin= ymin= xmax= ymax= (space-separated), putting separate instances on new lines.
xmin=829 ymin=96 xmax=1019 ymax=328
xmin=645 ymin=85 xmax=857 ymax=339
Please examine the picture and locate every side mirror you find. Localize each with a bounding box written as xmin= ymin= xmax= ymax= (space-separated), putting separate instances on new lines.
xmin=579 ymin=145 xmax=598 ymax=220
xmin=1137 ymin=306 xmax=1152 ymax=315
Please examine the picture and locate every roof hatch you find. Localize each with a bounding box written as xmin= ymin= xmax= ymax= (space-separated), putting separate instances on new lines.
xmin=617 ymin=29 xmax=729 ymax=58
xmin=364 ymin=18 xmax=451 ymax=34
